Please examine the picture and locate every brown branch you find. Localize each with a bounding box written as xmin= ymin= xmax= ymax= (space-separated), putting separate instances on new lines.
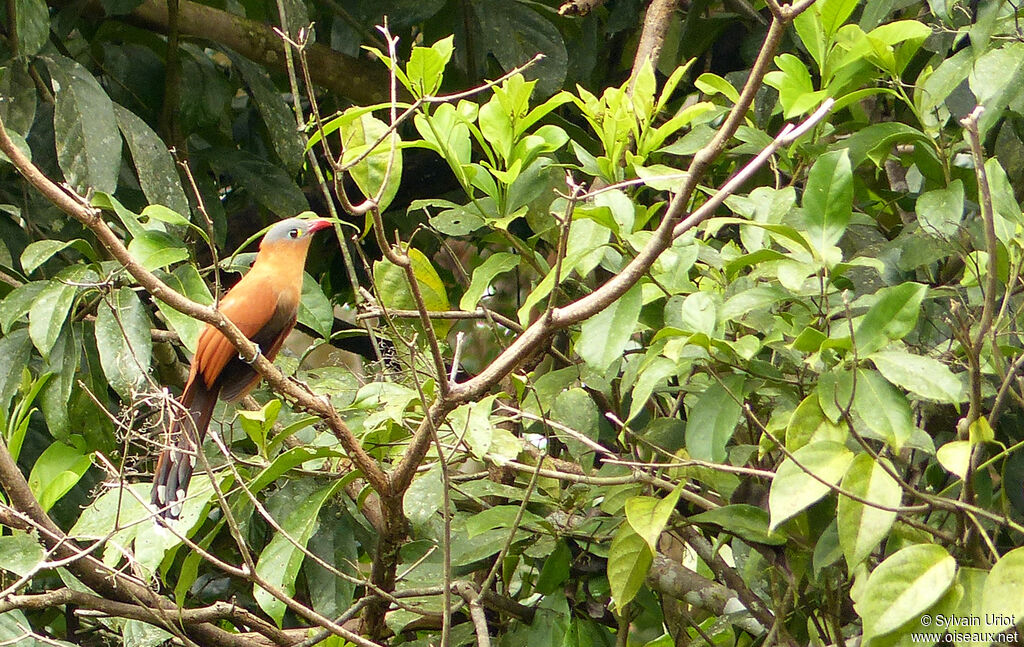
xmin=49 ymin=0 xmax=394 ymax=105
xmin=0 ymin=437 xmax=277 ymax=647
xmin=646 ymin=555 xmax=765 ymax=636
xmin=629 ymin=0 xmax=681 ymax=88
xmin=432 ymin=14 xmax=813 ymax=411
xmin=0 ymin=112 xmax=390 ymax=500
xmin=678 ymin=527 xmax=791 ymax=645
xmin=0 ymin=589 xmax=294 ymax=646
xmin=558 ymin=0 xmax=607 ymax=15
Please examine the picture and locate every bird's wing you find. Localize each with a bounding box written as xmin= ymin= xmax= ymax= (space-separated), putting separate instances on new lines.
xmin=192 ymin=274 xmax=299 ymax=392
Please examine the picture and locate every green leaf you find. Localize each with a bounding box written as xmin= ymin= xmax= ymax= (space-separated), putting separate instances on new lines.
xmin=986 ymin=157 xmax=1023 ymax=245
xmin=764 ymin=53 xmax=826 ymax=117
xmin=0 ymin=531 xmax=45 ymax=577
xmin=340 ymin=111 xmax=403 ymax=213
xmin=127 ymin=230 xmax=189 ymax=271
xmin=981 ymin=546 xmax=1024 ymax=630
xmin=460 ymin=252 xmax=520 ymax=311
xmin=853 ymin=282 xmax=927 ymax=355
xmin=373 ymin=248 xmax=451 ymax=338
xmin=465 ymin=505 xmax=546 ymax=538
xmin=853 ymin=369 xmax=915 ymax=451
xmin=0 ymin=329 xmax=32 ymax=416
xmin=685 ymin=374 xmax=744 ymax=463
xmin=14 ymin=0 xmax=50 ymax=55
xmin=208 ymin=150 xmax=308 ymax=219
xmin=28 ymin=271 xmax=83 ymax=358
xmin=566 ymin=217 xmax=610 ymax=278
xmin=237 ymin=399 xmax=282 ymax=455
xmin=677 ymin=292 xmax=717 ymax=337
xmin=968 ymin=42 xmax=1024 ymax=136
xmin=690 ymin=505 xmax=786 ymax=546
xmin=28 ymin=441 xmax=93 ymax=513
xmin=694 ymin=73 xmax=739 ymax=103
xmin=576 ymin=284 xmax=642 ymax=373
xmin=536 ymin=540 xmax=571 ymax=594
xmin=856 ymin=544 xmax=956 ymax=638
xmin=40 ymin=325 xmax=79 ymax=440
xmin=594 ymin=189 xmax=635 ymax=235
xmin=154 ymin=264 xmax=213 ymax=353
xmin=837 ymin=454 xmax=901 ymax=568
xmin=95 ymin=287 xmax=153 ymax=398
xmin=305 ymin=514 xmax=358 ymax=621
xmin=551 ymin=388 xmax=602 ymax=469
xmin=769 ymin=441 xmax=854 ymax=531
xmin=472 ymin=0 xmax=568 ymax=97
xmin=254 ymin=479 xmax=346 ymax=625
xmin=406 ymin=36 xmax=455 ymax=97
xmin=916 ymin=181 xmax=964 ymax=237
xmin=20 ymin=239 xmax=94 ymax=275
xmin=113 ymin=104 xmax=191 ymax=217
xmin=71 ymin=479 xmax=221 ymax=578
xmin=936 ymin=440 xmax=971 ymax=480
xmin=430 ymin=203 xmax=487 ymax=236
xmin=403 ymin=465 xmax=444 ymax=525
xmin=479 ymin=95 xmax=514 ymax=162
xmin=868 ymin=351 xmax=965 ymax=403
xmin=46 ymin=55 xmax=121 ymax=194
xmin=228 ymin=52 xmax=305 ymax=175
xmin=786 ymin=393 xmax=846 ymax=452
xmin=919 ymin=48 xmax=972 ymax=114
xmin=625 ymin=486 xmax=682 ymax=552
xmin=1 ymin=283 xmax=46 ymax=332
xmin=448 ymin=395 xmax=497 ymax=458
xmin=0 ymin=63 xmax=37 ymax=137
xmin=803 ymin=150 xmax=853 ymax=253
xmin=297 ymin=274 xmax=333 ymax=339
xmin=969 ymin=416 xmax=994 ymax=445
xmin=607 ymin=523 xmax=653 ymax=610
xmin=819 ymin=0 xmax=858 ymax=37
xmin=413 ymin=102 xmax=473 ymax=168
xmin=627 ymin=357 xmax=676 ymax=423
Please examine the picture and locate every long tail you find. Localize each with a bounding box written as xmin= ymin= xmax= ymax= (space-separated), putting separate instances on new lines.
xmin=151 ymin=379 xmax=219 ymax=519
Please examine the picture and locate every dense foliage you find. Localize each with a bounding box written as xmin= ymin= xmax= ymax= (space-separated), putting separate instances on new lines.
xmin=2 ymin=0 xmax=1024 ymax=646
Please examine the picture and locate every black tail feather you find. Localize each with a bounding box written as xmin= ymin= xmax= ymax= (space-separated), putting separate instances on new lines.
xmin=151 ymin=380 xmax=220 ymax=519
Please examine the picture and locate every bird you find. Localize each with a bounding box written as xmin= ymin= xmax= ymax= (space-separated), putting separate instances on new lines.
xmin=152 ymin=216 xmax=332 ymax=519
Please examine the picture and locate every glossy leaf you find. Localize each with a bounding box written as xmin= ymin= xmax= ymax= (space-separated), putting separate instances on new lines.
xmin=340 ymin=111 xmax=403 ymax=213
xmin=769 ymin=441 xmax=854 ymax=531
xmin=686 ymin=374 xmax=745 ymax=463
xmin=803 ymin=150 xmax=853 ymax=253
xmin=254 ymin=479 xmax=347 ymax=625
xmin=625 ymin=486 xmax=682 ymax=552
xmin=981 ymin=546 xmax=1024 ymax=629
xmin=607 ymin=523 xmax=653 ymax=610
xmin=869 ymin=351 xmax=965 ymax=403
xmin=460 ymin=252 xmax=520 ymax=311
xmin=852 ymin=369 xmax=915 ymax=451
xmin=113 ymin=105 xmax=190 ymax=216
xmin=837 ymin=454 xmax=901 ymax=568
xmin=856 ymin=544 xmax=956 ymax=638
xmin=853 ymin=282 xmax=927 ymax=355
xmin=576 ymin=283 xmax=642 ymax=373
xmin=28 ymin=441 xmax=92 ymax=513
xmin=46 ymin=55 xmax=121 ymax=194
xmin=95 ymin=287 xmax=152 ymax=398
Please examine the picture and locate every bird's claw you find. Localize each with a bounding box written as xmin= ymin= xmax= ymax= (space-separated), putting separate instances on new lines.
xmin=239 ymin=344 xmax=262 ymax=364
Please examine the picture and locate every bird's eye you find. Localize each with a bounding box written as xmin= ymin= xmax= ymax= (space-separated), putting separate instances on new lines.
xmin=288 ymin=229 xmax=300 ymax=239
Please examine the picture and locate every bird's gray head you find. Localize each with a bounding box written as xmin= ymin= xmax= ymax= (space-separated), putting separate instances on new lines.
xmin=260 ymin=217 xmax=332 ymax=249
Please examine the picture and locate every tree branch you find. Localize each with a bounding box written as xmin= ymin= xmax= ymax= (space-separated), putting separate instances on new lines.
xmin=49 ymin=0 xmax=394 ymax=105
xmin=0 ymin=112 xmax=390 ymax=500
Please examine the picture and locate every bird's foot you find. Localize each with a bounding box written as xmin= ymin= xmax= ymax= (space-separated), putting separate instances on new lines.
xmin=239 ymin=343 xmax=262 ymax=364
